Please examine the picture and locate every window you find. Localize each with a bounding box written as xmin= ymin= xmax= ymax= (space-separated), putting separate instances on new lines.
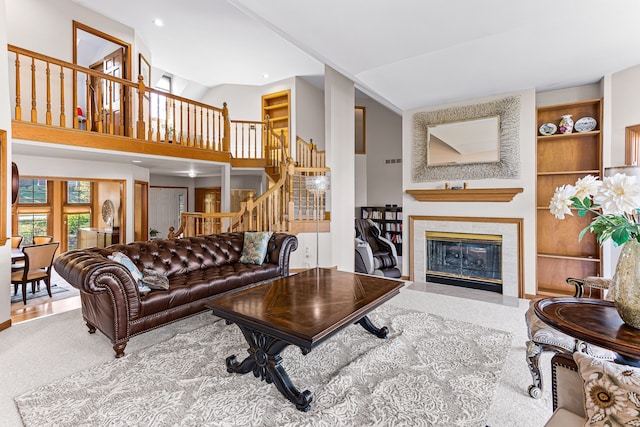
xmin=178 ymin=193 xmax=185 ymax=215
xmin=67 ymin=180 xmax=91 ymax=203
xmin=151 ymin=75 xmax=173 ymax=141
xmin=63 ymin=181 xmax=92 ymax=250
xmin=66 ymin=213 xmax=91 ymax=250
xmin=19 ymin=179 xmax=48 ymax=203
xmin=156 ymin=75 xmax=171 ymax=93
xmin=18 ymin=214 xmax=48 ymax=245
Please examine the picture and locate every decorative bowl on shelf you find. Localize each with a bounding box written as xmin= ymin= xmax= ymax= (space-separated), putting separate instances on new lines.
xmin=539 ymin=123 xmax=557 ymax=136
xmin=574 ymin=117 xmax=597 ymax=132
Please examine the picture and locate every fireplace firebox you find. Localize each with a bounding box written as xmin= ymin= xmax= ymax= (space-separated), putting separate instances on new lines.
xmin=425 ymin=231 xmax=502 ymax=293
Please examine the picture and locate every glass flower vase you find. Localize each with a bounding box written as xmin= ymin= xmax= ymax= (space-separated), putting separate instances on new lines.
xmin=613 ymin=240 xmax=640 ymax=329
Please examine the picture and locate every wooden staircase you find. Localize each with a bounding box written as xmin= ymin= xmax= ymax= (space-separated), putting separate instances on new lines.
xmin=170 ymin=136 xmax=330 ymax=237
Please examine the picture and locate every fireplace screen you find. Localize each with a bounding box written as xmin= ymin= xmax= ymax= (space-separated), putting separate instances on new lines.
xmin=426 ymin=231 xmax=502 ymax=291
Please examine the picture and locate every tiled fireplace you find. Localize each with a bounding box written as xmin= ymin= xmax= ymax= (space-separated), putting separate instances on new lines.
xmin=410 ymin=216 xmax=523 ymax=298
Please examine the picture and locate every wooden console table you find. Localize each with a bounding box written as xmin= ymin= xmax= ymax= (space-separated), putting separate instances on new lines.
xmin=534 ymin=297 xmax=640 ymax=364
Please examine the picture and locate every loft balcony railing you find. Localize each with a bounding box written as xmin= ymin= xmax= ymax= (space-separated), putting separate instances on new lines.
xmin=7 ymin=45 xmax=281 ymax=165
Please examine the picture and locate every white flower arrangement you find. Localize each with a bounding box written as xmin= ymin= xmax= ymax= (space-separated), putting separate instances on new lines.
xmin=549 ymin=173 xmax=640 ymax=246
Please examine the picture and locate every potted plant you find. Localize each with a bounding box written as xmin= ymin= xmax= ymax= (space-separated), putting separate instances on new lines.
xmin=149 ymin=228 xmax=160 ymax=238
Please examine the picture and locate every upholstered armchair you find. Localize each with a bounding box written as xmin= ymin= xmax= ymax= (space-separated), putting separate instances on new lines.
xmin=546 ymin=350 xmax=640 ymax=426
xmin=525 ymin=276 xmax=616 ymax=398
xmin=354 ymin=218 xmax=401 ymax=278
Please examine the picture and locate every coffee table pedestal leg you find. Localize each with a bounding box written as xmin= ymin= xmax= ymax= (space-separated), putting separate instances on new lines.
xmin=356 ymin=315 xmax=389 ymax=338
xmin=226 ymin=324 xmax=313 ymax=412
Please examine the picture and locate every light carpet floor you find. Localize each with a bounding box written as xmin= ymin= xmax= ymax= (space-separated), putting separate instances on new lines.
xmin=0 ymin=286 xmax=553 ymax=427
xmin=14 ymin=304 xmax=512 ymax=426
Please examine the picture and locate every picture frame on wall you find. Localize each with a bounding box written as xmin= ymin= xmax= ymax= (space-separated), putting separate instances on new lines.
xmin=139 ymin=53 xmax=151 ymax=87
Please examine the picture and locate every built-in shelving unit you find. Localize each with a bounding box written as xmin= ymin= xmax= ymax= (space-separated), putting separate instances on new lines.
xmin=261 ymin=90 xmax=290 ymax=145
xmin=360 ymin=206 xmax=403 ymax=255
xmin=536 ymin=99 xmax=603 ymax=297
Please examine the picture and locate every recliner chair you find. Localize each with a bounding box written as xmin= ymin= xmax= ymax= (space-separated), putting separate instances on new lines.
xmin=354 ymin=218 xmax=401 ymax=278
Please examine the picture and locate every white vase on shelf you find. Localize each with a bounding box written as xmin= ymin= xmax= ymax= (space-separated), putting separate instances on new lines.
xmin=558 ymin=115 xmax=574 ymax=134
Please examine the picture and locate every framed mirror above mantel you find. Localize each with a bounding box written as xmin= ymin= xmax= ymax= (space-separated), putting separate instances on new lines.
xmin=412 ymin=96 xmax=521 ymax=182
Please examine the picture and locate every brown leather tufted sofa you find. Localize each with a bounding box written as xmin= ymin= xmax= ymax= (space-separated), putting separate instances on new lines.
xmin=54 ymin=232 xmax=298 ymax=358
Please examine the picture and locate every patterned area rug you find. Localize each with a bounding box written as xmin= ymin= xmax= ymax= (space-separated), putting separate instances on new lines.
xmin=15 ymin=304 xmax=512 ymax=426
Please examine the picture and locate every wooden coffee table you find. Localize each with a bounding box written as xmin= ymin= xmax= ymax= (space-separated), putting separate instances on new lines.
xmin=205 ymin=267 xmax=404 ymax=411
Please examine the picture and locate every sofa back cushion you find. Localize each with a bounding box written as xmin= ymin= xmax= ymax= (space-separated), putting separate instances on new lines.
xmin=100 ymin=233 xmax=246 ymax=277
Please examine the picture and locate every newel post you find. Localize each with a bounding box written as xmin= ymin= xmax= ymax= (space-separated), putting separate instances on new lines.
xmin=136 ymin=75 xmax=146 ymax=139
xmin=222 ymin=102 xmax=230 ymax=152
xmin=246 ymin=191 xmax=255 ymax=230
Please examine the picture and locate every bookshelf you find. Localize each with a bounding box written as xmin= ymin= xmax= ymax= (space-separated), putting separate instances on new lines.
xmin=536 ymin=98 xmax=603 ymax=297
xmin=360 ymin=206 xmax=403 ymax=255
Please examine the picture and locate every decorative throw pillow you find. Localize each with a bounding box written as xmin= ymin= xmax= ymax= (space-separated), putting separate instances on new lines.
xmin=239 ymin=231 xmax=273 ymax=265
xmin=141 ymin=268 xmax=170 ymax=291
xmin=107 ymin=251 xmax=150 ymax=292
xmin=573 ymin=351 xmax=640 ymax=426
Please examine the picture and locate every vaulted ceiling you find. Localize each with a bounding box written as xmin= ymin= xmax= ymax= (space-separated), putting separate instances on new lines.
xmin=72 ymin=0 xmax=640 ymax=113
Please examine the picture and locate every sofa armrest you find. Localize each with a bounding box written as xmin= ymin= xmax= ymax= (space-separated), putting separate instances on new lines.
xmin=54 ymin=249 xmax=143 ymax=321
xmin=265 ymin=233 xmax=298 ymax=276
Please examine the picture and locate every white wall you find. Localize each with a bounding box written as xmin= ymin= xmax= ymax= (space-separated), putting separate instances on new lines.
xmin=355 ymin=154 xmax=367 ymax=209
xmin=536 ymin=83 xmax=602 ymax=107
xmin=7 ymin=0 xmax=134 ymax=67
xmin=0 ymin=0 xmax=12 ymax=326
xmin=202 ymin=77 xmax=296 ymax=122
xmin=13 ymin=151 xmax=149 ymax=243
xmin=295 ymin=77 xmax=325 ymax=148
xmin=150 ymin=175 xmax=195 ymax=211
xmin=600 ymin=65 xmax=640 ymax=277
xmin=402 ymin=89 xmax=538 ymax=296
xmin=610 ymin=65 xmax=640 ymax=167
xmin=356 ymin=96 xmax=403 ymax=207
xmin=325 ymin=66 xmax=355 ymax=271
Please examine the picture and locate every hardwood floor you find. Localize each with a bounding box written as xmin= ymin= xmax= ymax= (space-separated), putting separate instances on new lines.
xmin=10 ymin=290 xmax=81 ymax=324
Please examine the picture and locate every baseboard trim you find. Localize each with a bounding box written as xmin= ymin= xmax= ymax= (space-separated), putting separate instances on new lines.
xmin=0 ymin=318 xmax=12 ymax=332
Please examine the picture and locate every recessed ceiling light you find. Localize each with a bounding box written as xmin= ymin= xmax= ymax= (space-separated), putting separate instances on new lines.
xmin=263 ymin=73 xmax=269 ymax=79
xmin=152 ymin=19 xmax=164 ymax=27
xmin=132 ymin=160 xmax=142 ymax=163
xmin=188 ymin=170 xmax=197 ymax=178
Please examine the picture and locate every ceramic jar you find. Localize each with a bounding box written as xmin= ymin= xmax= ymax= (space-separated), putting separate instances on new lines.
xmin=613 ymin=239 xmax=640 ymax=329
xmin=558 ymin=114 xmax=574 ymax=134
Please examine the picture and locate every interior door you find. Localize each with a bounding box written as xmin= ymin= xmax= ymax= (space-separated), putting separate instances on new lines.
xmin=134 ymin=181 xmax=148 ymax=241
xmin=90 ymin=48 xmax=124 ymax=135
xmin=149 ymin=187 xmax=187 ymax=238
xmin=195 ymin=188 xmax=221 ymax=213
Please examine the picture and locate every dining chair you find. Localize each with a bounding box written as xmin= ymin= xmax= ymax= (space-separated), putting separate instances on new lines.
xmin=32 ymin=235 xmax=53 ymax=245
xmin=11 ymin=242 xmax=59 ymax=305
xmin=11 ymin=235 xmax=25 ymax=271
xmin=11 ymin=235 xmax=23 ymax=248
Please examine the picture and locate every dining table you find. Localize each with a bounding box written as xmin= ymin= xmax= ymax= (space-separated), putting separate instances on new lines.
xmin=11 ymin=248 xmax=25 ymax=263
